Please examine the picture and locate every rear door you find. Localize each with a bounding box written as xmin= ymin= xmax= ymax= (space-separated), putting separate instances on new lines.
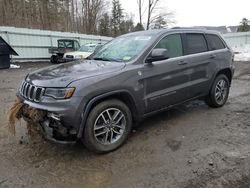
xmin=181 ymin=33 xmax=212 ymax=98
xmin=143 ymin=33 xmax=190 ymax=113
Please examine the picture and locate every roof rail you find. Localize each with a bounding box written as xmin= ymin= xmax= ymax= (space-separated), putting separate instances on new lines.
xmin=171 ymin=27 xmax=204 ymax=29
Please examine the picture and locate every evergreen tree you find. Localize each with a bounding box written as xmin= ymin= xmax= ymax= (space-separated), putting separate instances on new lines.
xmin=237 ymin=18 xmax=250 ymax=32
xmin=134 ymin=23 xmax=145 ymax=31
xmin=98 ymin=13 xmax=111 ymax=36
xmin=120 ymin=17 xmax=135 ymax=34
xmin=111 ymin=0 xmax=123 ymax=36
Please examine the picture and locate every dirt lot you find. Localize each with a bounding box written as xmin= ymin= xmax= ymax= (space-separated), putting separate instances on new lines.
xmin=0 ymin=61 xmax=250 ymax=188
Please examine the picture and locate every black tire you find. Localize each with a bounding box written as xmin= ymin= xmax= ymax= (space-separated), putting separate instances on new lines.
xmin=50 ymin=55 xmax=58 ymax=64
xmin=82 ymin=99 xmax=132 ymax=154
xmin=205 ymin=74 xmax=230 ymax=108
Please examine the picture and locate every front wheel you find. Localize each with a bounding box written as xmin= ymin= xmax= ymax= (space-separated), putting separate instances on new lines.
xmin=205 ymin=74 xmax=230 ymax=108
xmin=82 ymin=99 xmax=132 ymax=153
xmin=50 ymin=55 xmax=58 ymax=64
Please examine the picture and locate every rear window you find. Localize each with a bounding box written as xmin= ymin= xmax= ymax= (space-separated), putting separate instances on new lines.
xmin=206 ymin=34 xmax=226 ymax=50
xmin=185 ymin=34 xmax=208 ymax=55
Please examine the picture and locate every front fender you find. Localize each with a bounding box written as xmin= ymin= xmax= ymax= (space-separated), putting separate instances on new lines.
xmin=76 ymin=89 xmax=141 ymax=139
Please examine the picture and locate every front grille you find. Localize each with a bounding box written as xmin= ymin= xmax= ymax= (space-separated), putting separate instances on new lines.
xmin=66 ymin=55 xmax=74 ymax=59
xmin=20 ymin=81 xmax=45 ymax=102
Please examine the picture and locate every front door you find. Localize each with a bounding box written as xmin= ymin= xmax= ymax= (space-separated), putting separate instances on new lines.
xmin=143 ymin=34 xmax=190 ymax=113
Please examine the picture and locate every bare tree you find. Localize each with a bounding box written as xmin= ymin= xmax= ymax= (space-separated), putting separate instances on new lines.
xmin=146 ymin=0 xmax=160 ymax=30
xmin=0 ymin=0 xmax=139 ymax=36
xmin=137 ymin=0 xmax=143 ymax=25
xmin=0 ymin=0 xmax=7 ymax=25
xmin=71 ymin=0 xmax=75 ymax=31
xmin=81 ymin=0 xmax=104 ymax=34
xmin=150 ymin=12 xmax=174 ymax=28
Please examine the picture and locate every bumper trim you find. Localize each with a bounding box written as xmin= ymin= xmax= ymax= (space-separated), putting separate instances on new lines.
xmin=40 ymin=122 xmax=77 ymax=145
xmin=44 ymin=133 xmax=76 ymax=145
xmin=23 ymin=116 xmax=76 ymax=145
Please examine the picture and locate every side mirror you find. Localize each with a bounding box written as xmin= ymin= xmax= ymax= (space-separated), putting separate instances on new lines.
xmin=146 ymin=48 xmax=169 ymax=63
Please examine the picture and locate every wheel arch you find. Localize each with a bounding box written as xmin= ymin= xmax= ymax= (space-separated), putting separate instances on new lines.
xmin=77 ymin=90 xmax=140 ymax=138
xmin=215 ymin=68 xmax=233 ymax=85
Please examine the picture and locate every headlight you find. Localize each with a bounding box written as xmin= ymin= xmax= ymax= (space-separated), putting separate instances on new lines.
xmin=75 ymin=55 xmax=83 ymax=59
xmin=44 ymin=88 xmax=75 ymax=99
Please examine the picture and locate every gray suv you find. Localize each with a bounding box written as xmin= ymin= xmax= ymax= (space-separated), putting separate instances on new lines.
xmin=17 ymin=29 xmax=234 ymax=153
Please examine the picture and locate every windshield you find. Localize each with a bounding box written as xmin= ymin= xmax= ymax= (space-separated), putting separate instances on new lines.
xmin=91 ymin=35 xmax=152 ymax=62
xmin=79 ymin=45 xmax=96 ymax=52
xmin=58 ymin=40 xmax=73 ymax=48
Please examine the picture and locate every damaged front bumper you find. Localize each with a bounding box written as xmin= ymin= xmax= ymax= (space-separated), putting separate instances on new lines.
xmin=23 ymin=111 xmax=77 ymax=144
xmin=40 ymin=119 xmax=77 ymax=144
xmin=17 ymin=93 xmax=81 ymax=144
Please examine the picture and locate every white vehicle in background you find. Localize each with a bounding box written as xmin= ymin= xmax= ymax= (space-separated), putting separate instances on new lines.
xmin=63 ymin=43 xmax=103 ymax=62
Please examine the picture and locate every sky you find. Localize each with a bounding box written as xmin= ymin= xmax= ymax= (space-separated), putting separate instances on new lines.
xmin=120 ymin=0 xmax=250 ymax=27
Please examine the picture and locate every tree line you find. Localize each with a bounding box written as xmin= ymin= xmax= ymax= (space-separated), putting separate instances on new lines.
xmin=0 ymin=0 xmax=173 ymax=37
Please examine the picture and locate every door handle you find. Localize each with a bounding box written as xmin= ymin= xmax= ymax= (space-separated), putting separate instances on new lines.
xmin=178 ymin=60 xmax=188 ymax=65
xmin=210 ymin=54 xmax=216 ymax=59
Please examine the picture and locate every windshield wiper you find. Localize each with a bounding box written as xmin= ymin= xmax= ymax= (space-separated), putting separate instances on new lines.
xmin=93 ymin=57 xmax=111 ymax=61
xmin=93 ymin=57 xmax=123 ymax=62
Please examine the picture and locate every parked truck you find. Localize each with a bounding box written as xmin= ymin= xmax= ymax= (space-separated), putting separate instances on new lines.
xmin=48 ymin=39 xmax=80 ymax=63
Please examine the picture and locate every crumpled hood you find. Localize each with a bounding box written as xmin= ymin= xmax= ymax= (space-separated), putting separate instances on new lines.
xmin=26 ymin=60 xmax=126 ymax=87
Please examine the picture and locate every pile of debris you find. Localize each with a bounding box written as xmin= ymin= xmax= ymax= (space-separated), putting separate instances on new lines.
xmin=8 ymin=99 xmax=46 ymax=135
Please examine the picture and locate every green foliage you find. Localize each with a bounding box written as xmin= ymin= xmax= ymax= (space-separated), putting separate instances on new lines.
xmin=134 ymin=23 xmax=145 ymax=31
xmin=111 ymin=0 xmax=123 ymax=36
xmin=99 ymin=13 xmax=111 ymax=36
xmin=237 ymin=18 xmax=250 ymax=32
xmin=110 ymin=0 xmax=136 ymax=36
xmin=119 ymin=17 xmax=135 ymax=35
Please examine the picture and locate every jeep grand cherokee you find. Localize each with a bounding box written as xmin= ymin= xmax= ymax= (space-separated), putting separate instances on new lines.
xmin=17 ymin=29 xmax=234 ymax=153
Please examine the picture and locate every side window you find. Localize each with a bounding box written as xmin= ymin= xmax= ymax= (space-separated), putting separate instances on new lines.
xmin=185 ymin=34 xmax=208 ymax=55
xmin=155 ymin=34 xmax=183 ymax=58
xmin=74 ymin=41 xmax=80 ymax=50
xmin=58 ymin=41 xmax=65 ymax=48
xmin=206 ymin=34 xmax=226 ymax=50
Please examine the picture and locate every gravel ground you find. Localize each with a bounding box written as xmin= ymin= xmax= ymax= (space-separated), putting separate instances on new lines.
xmin=0 ymin=61 xmax=250 ymax=188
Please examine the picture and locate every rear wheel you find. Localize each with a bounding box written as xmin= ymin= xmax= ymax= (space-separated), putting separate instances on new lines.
xmin=82 ymin=99 xmax=132 ymax=153
xmin=206 ymin=74 xmax=230 ymax=108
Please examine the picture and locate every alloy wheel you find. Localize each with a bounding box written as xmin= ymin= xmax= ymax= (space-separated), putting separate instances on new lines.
xmin=93 ymin=108 xmax=126 ymax=145
xmin=215 ymin=79 xmax=228 ymax=105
